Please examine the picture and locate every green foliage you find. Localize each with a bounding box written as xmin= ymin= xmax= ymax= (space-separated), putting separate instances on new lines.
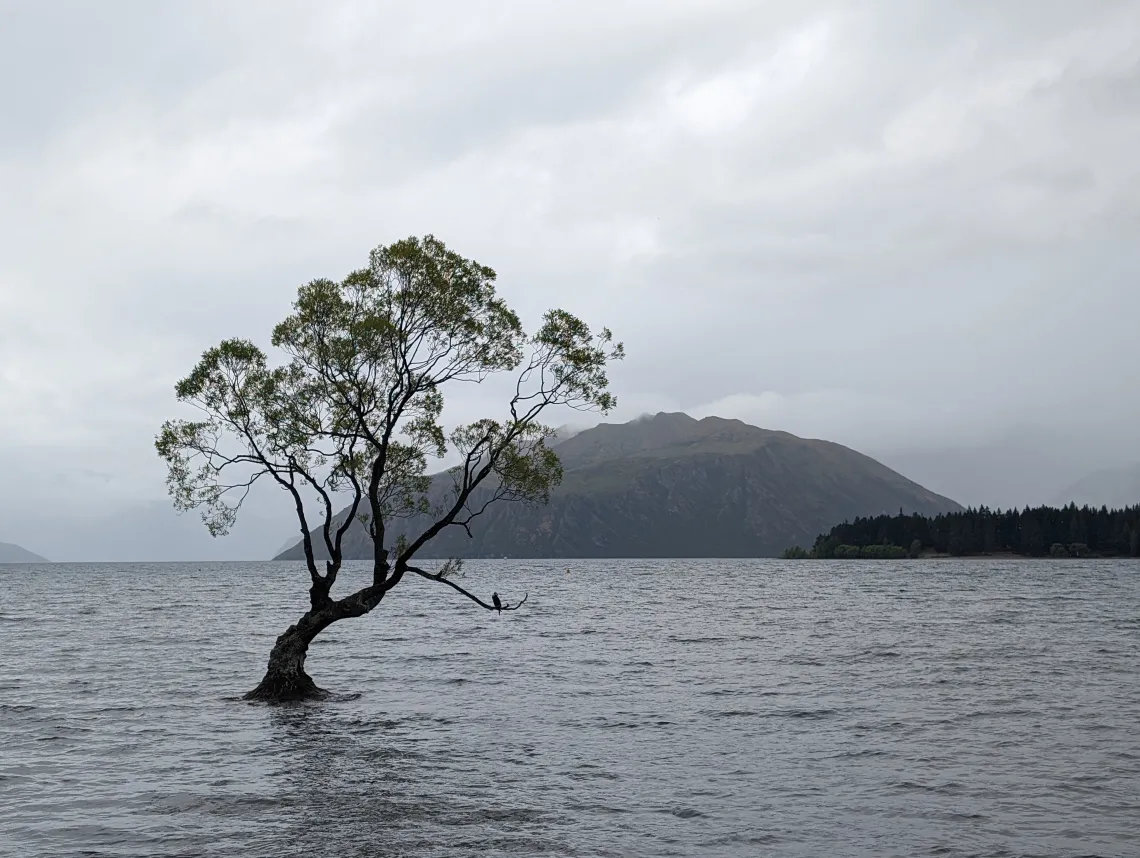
xmin=531 ymin=309 xmax=623 ymax=414
xmin=828 ymin=543 xmax=908 ymax=559
xmin=781 ymin=545 xmax=810 ymax=559
xmin=862 ymin=544 xmax=908 ymax=559
xmin=811 ymin=504 xmax=1140 ymax=559
xmin=156 ymin=339 xmax=321 ymax=537
xmin=816 ymin=542 xmax=907 ymax=559
xmin=157 ymin=235 xmax=623 ymax=589
xmin=437 ymin=557 xmax=463 ymax=579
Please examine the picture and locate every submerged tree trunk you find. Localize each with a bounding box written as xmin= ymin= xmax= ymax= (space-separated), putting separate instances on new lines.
xmin=242 ymin=586 xmax=378 ymax=702
xmin=244 ymin=617 xmax=329 ymax=702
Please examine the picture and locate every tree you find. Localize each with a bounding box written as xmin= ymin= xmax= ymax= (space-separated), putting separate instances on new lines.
xmin=156 ymin=236 xmax=623 ymax=701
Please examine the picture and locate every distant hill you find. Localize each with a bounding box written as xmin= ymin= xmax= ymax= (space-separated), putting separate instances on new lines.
xmin=875 ymin=433 xmax=1088 ymax=511
xmin=0 ymin=542 xmax=48 ymax=563
xmin=276 ymin=412 xmax=961 ymax=560
xmin=273 ymin=535 xmax=303 ymax=558
xmin=1050 ymin=464 xmax=1140 ymax=510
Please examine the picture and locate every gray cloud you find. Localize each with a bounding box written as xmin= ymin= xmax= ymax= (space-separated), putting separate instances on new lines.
xmin=2 ymin=1 xmax=1139 ymax=558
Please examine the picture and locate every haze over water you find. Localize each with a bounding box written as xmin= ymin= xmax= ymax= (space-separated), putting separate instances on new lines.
xmin=3 ymin=559 xmax=1139 ymax=857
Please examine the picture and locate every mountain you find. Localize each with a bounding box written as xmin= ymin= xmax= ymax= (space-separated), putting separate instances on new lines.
xmin=274 ymin=535 xmax=304 ymax=558
xmin=0 ymin=542 xmax=49 ymax=563
xmin=277 ymin=412 xmax=961 ymax=560
xmin=871 ymin=424 xmax=1137 ymax=512
xmin=1050 ymin=464 xmax=1140 ymax=509
xmin=874 ymin=433 xmax=1089 ymax=511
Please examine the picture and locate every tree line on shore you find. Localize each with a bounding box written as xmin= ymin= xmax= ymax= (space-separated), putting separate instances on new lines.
xmin=783 ymin=504 xmax=1140 ymax=559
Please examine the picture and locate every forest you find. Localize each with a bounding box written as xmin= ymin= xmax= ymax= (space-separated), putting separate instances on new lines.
xmin=789 ymin=504 xmax=1140 ymax=559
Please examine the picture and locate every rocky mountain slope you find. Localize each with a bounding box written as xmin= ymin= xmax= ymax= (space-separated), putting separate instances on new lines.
xmin=277 ymin=412 xmax=962 ymax=560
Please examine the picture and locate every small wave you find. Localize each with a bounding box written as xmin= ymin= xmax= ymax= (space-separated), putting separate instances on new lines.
xmin=236 ymin=690 xmax=364 ymax=706
xmin=961 ymin=708 xmax=1038 ymax=720
xmin=565 ymin=767 xmax=619 ymax=781
xmin=831 ymin=748 xmax=887 ymax=759
xmin=704 ymin=833 xmax=781 ymax=847
xmin=1068 ymin=774 xmax=1107 ymax=784
xmin=702 ymin=689 xmax=754 ymax=697
xmin=668 ymin=807 xmax=706 ymax=819
xmin=323 ymin=691 xmax=364 ymax=703
xmin=704 ymin=707 xmax=836 ymax=720
xmin=0 ymin=703 xmax=36 ymax=713
xmin=893 ymin=779 xmax=965 ymax=795
xmin=566 ymin=801 xmax=628 ymax=813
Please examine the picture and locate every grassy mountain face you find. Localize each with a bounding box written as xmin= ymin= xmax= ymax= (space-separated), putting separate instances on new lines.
xmin=0 ymin=542 xmax=48 ymax=563
xmin=277 ymin=412 xmax=962 ymax=560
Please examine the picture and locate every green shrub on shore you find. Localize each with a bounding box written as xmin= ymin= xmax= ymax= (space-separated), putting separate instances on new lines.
xmin=782 ymin=542 xmax=912 ymax=559
xmin=826 ymin=543 xmax=908 ymax=559
xmin=862 ymin=544 xmax=908 ymax=559
xmin=780 ymin=546 xmax=811 ymax=559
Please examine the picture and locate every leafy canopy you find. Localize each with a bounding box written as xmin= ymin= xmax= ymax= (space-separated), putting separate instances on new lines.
xmin=157 ymin=235 xmax=622 ymax=603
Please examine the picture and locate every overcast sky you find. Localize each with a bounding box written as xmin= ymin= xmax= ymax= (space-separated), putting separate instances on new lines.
xmin=2 ymin=1 xmax=1139 ymax=560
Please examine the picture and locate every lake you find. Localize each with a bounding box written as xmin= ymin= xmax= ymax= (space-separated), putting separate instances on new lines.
xmin=2 ymin=559 xmax=1139 ymax=857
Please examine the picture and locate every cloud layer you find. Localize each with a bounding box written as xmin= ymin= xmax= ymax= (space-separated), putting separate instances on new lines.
xmin=2 ymin=1 xmax=1138 ymax=558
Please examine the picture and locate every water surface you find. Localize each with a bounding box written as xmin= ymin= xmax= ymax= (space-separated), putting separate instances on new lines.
xmin=2 ymin=559 xmax=1139 ymax=856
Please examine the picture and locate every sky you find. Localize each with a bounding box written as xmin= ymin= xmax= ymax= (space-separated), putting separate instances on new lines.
xmin=2 ymin=1 xmax=1139 ymax=560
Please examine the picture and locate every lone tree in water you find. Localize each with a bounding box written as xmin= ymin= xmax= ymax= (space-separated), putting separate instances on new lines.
xmin=156 ymin=236 xmax=622 ymax=702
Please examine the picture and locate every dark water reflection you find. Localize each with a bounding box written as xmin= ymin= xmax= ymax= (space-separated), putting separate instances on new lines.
xmin=2 ymin=559 xmax=1139 ymax=856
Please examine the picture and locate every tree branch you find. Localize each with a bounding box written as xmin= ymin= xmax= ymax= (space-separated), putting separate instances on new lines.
xmin=406 ymin=565 xmax=528 ymax=611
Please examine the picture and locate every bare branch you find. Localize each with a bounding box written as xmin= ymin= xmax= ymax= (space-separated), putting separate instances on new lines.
xmin=407 ymin=565 xmax=528 ymax=612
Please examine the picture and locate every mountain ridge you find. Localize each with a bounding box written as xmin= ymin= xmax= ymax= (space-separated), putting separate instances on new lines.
xmin=276 ymin=412 xmax=961 ymax=560
xmin=0 ymin=541 xmax=49 ymax=563
xmin=1050 ymin=463 xmax=1140 ymax=510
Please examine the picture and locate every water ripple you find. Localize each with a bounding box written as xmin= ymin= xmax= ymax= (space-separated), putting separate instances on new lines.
xmin=1 ymin=558 xmax=1139 ymax=857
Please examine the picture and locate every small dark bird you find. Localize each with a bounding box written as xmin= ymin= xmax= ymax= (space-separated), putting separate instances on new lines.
xmin=492 ymin=592 xmax=502 ymax=614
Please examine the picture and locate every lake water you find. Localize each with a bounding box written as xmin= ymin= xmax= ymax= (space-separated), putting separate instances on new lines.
xmin=2 ymin=559 xmax=1139 ymax=857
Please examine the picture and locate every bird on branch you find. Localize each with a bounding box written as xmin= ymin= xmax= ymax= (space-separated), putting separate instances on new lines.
xmin=492 ymin=592 xmax=502 ymax=614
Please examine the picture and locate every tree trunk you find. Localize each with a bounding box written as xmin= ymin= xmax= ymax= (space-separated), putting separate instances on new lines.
xmin=244 ymin=621 xmax=328 ymax=702
xmin=242 ymin=584 xmax=382 ymax=702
